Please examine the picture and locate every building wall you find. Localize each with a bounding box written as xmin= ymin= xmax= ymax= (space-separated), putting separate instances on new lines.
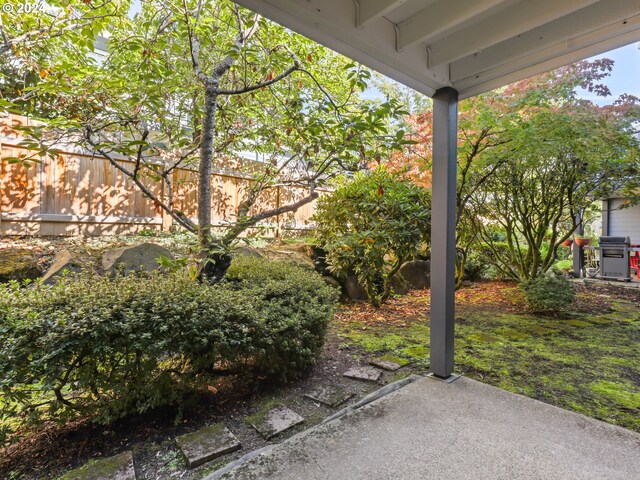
xmin=608 ymin=198 xmax=640 ymax=244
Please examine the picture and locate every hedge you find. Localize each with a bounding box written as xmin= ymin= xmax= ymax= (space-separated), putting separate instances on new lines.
xmin=0 ymin=256 xmax=338 ymax=443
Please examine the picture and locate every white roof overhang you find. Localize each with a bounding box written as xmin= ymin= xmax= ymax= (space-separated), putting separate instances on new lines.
xmin=232 ymin=0 xmax=640 ymax=99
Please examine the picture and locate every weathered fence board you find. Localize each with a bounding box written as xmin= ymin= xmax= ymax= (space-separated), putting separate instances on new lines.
xmin=0 ymin=114 xmax=325 ymax=236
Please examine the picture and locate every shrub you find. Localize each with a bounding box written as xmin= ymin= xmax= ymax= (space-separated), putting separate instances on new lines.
xmin=552 ymin=259 xmax=573 ymax=274
xmin=519 ymin=274 xmax=576 ymax=313
xmin=314 ymin=167 xmax=430 ymax=306
xmin=0 ymin=258 xmax=338 ymax=443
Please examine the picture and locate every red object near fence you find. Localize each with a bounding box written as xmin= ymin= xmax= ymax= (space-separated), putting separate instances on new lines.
xmin=631 ymin=245 xmax=639 ymax=275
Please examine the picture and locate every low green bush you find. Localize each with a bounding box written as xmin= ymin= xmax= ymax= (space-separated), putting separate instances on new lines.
xmin=0 ymin=257 xmax=338 ymax=443
xmin=519 ymin=274 xmax=576 ymax=313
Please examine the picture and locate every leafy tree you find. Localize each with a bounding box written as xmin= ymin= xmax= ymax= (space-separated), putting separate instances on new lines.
xmin=386 ymin=94 xmax=512 ymax=288
xmin=387 ymin=59 xmax=640 ymax=283
xmin=472 ymin=62 xmax=640 ymax=280
xmin=2 ymin=0 xmax=410 ymax=282
xmin=314 ymin=167 xmax=430 ymax=307
xmin=0 ymin=0 xmax=127 ymax=114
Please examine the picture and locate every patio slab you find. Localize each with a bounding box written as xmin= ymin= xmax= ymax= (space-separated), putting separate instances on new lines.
xmin=214 ymin=376 xmax=640 ymax=480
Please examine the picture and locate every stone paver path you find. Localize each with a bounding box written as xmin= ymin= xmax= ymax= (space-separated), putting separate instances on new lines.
xmin=343 ymin=366 xmax=383 ymax=382
xmin=59 ymin=451 xmax=135 ymax=480
xmin=176 ymin=423 xmax=242 ymax=468
xmin=369 ymin=359 xmax=402 ymax=371
xmin=249 ymin=407 xmax=305 ymax=440
xmin=304 ymin=385 xmax=355 ymax=408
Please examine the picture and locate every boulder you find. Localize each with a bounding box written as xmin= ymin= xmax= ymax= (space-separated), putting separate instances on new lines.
xmin=233 ymin=245 xmax=264 ymax=258
xmin=0 ymin=248 xmax=42 ymax=283
xmin=389 ymin=274 xmax=411 ymax=295
xmin=307 ymin=245 xmax=332 ymax=276
xmin=102 ymin=242 xmax=173 ymax=275
xmin=343 ymin=275 xmax=368 ymax=301
xmin=262 ymin=246 xmax=316 ymax=271
xmin=399 ymin=260 xmax=431 ymax=290
xmin=343 ymin=274 xmax=410 ymax=301
xmin=41 ymin=250 xmax=82 ymax=285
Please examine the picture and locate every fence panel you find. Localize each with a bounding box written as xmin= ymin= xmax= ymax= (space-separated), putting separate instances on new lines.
xmin=0 ymin=114 xmax=324 ymax=236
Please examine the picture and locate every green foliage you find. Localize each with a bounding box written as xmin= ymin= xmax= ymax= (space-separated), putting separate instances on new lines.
xmin=0 ymin=258 xmax=338 ymax=443
xmin=519 ymin=274 xmax=576 ymax=313
xmin=314 ymin=167 xmax=430 ymax=306
xmin=552 ymin=259 xmax=574 ymax=273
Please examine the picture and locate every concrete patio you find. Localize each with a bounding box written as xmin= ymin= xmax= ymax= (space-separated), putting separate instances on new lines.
xmin=215 ymin=376 xmax=640 ymax=479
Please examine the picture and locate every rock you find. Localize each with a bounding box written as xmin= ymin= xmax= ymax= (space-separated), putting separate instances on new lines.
xmin=343 ymin=274 xmax=409 ymax=300
xmin=176 ymin=424 xmax=242 ymax=469
xmin=304 ymin=385 xmax=355 ymax=408
xmin=399 ymin=260 xmax=431 ymax=290
xmin=102 ymin=243 xmax=173 ymax=275
xmin=321 ymin=276 xmax=341 ymax=289
xmin=233 ymin=246 xmax=264 ymax=258
xmin=369 ymin=359 xmax=402 ymax=371
xmin=262 ymin=246 xmax=316 ymax=271
xmin=0 ymin=248 xmax=42 ymax=283
xmin=343 ymin=275 xmax=368 ymax=301
xmin=389 ymin=274 xmax=411 ymax=295
xmin=59 ymin=451 xmax=135 ymax=480
xmin=306 ymin=244 xmax=332 ymax=276
xmin=343 ymin=366 xmax=383 ymax=382
xmin=249 ymin=407 xmax=304 ymax=440
xmin=41 ymin=250 xmax=82 ymax=285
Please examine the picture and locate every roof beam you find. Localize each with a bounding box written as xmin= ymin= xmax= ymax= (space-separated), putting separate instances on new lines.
xmin=452 ymin=12 xmax=640 ymax=83
xmin=356 ymin=0 xmax=409 ymax=28
xmin=453 ymin=17 xmax=640 ymax=94
xmin=396 ymin=0 xmax=509 ymax=51
xmin=428 ymin=0 xmax=599 ymax=67
xmin=456 ymin=28 xmax=640 ymax=99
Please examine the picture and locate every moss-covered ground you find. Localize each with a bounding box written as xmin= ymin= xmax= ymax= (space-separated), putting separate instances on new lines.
xmin=335 ymin=281 xmax=640 ymax=433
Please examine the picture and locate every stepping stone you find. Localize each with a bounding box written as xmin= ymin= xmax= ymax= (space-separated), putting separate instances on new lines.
xmin=343 ymin=366 xmax=383 ymax=382
xmin=59 ymin=451 xmax=135 ymax=480
xmin=369 ymin=359 xmax=402 ymax=371
xmin=249 ymin=407 xmax=304 ymax=440
xmin=176 ymin=423 xmax=242 ymax=469
xmin=304 ymin=385 xmax=355 ymax=408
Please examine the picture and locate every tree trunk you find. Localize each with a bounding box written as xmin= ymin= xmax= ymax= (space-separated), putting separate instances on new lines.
xmin=197 ymin=84 xmax=231 ymax=283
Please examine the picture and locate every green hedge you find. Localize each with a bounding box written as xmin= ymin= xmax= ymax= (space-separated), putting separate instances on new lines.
xmin=0 ymin=257 xmax=338 ymax=443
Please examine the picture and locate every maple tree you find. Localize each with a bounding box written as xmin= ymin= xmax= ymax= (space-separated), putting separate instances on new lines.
xmin=386 ymin=59 xmax=640 ymax=283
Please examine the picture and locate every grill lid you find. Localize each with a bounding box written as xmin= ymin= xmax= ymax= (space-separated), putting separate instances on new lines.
xmin=599 ymin=236 xmax=630 ymax=246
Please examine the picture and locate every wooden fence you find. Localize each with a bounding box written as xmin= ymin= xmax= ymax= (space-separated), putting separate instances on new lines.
xmin=0 ymin=114 xmax=325 ymax=236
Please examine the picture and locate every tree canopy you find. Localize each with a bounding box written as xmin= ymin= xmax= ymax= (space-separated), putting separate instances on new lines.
xmin=2 ymin=0 xmax=411 ymax=281
xmin=387 ymin=59 xmax=640 ymax=282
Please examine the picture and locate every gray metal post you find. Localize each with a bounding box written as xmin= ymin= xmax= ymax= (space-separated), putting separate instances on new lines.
xmin=572 ymin=214 xmax=585 ymax=278
xmin=430 ymin=87 xmax=458 ymax=379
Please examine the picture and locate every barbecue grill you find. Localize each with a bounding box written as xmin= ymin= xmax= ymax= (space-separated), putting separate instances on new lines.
xmin=599 ymin=236 xmax=632 ymax=281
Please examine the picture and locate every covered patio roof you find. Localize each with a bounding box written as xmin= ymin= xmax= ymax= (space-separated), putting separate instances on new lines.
xmin=232 ymin=0 xmax=640 ymax=99
xmin=233 ymin=0 xmax=640 ymax=380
